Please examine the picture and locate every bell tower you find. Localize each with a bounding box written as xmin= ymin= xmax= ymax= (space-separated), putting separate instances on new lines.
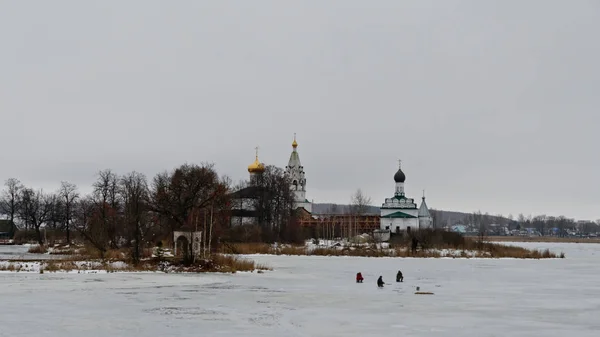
xmin=285 ymin=133 xmax=312 ymax=212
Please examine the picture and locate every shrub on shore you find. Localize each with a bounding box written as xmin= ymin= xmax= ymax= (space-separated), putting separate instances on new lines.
xmin=219 ymin=229 xmax=565 ymax=259
xmin=1 ymin=253 xmax=271 ymax=274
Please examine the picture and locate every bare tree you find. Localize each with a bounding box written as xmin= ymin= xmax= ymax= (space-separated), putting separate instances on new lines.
xmin=149 ymin=163 xmax=229 ymax=246
xmin=532 ymin=215 xmax=547 ymax=236
xmin=349 ymin=189 xmax=372 ymax=239
xmin=252 ymin=165 xmax=295 ymax=241
xmin=472 ymin=210 xmax=487 ymax=248
xmin=19 ymin=188 xmax=34 ymax=230
xmin=58 ymin=181 xmax=79 ymax=244
xmin=92 ymin=169 xmax=121 ymax=248
xmin=47 ymin=194 xmax=64 ymax=231
xmin=556 ymin=216 xmax=570 ymax=237
xmin=1 ymin=178 xmax=23 ymax=226
xmin=73 ymin=196 xmax=109 ymax=256
xmin=350 ymin=189 xmax=372 ymax=216
xmin=120 ymin=171 xmax=149 ymax=265
xmin=517 ymin=213 xmax=526 ymax=228
xmin=19 ymin=189 xmax=53 ymax=244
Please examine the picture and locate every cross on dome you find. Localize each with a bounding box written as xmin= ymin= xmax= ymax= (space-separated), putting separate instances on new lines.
xmin=394 ymin=159 xmax=406 ymax=183
xmin=248 ymin=145 xmax=265 ymax=173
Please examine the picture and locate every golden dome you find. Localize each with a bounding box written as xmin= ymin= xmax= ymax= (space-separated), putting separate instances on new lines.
xmin=292 ymin=133 xmax=298 ymax=148
xmin=248 ymin=146 xmax=265 ymax=173
xmin=248 ymin=158 xmax=265 ymax=173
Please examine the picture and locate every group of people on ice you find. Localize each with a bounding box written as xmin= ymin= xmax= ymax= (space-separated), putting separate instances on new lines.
xmin=356 ymin=270 xmax=403 ymax=287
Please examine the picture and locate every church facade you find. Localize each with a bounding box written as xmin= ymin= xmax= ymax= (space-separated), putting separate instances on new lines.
xmin=379 ymin=162 xmax=432 ymax=233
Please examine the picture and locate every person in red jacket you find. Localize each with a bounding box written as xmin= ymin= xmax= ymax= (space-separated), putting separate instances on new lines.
xmin=356 ymin=272 xmax=364 ymax=283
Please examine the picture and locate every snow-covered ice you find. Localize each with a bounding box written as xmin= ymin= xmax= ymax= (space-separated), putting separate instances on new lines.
xmin=1 ymin=242 xmax=599 ymax=336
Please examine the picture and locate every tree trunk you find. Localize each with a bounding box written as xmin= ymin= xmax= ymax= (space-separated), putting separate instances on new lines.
xmin=133 ymin=220 xmax=141 ymax=265
xmin=208 ymin=206 xmax=213 ymax=257
xmin=35 ymin=226 xmax=44 ymax=245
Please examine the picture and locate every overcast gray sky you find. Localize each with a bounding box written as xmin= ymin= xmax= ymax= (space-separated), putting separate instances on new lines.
xmin=1 ymin=0 xmax=599 ymax=220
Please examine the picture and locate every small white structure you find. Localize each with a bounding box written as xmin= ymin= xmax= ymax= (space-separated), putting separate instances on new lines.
xmin=173 ymin=229 xmax=202 ymax=258
xmin=379 ymin=161 xmax=432 ymax=234
xmin=373 ymin=229 xmax=391 ymax=242
xmin=285 ymin=134 xmax=312 ymax=213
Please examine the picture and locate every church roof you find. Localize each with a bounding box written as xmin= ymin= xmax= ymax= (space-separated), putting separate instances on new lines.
xmin=394 ymin=167 xmax=406 ymax=183
xmin=418 ymin=197 xmax=431 ymax=218
xmin=381 ymin=211 xmax=417 ymax=219
xmin=287 ymin=149 xmax=301 ymax=169
xmin=286 ymin=134 xmax=303 ymax=169
xmin=248 ymin=148 xmax=265 ymax=173
xmin=229 ymin=185 xmax=270 ymax=199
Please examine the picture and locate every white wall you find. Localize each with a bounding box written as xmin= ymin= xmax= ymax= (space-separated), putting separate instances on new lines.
xmin=294 ymin=190 xmax=306 ymax=203
xmin=419 ymin=217 xmax=433 ymax=229
xmin=380 ymin=217 xmax=419 ymax=231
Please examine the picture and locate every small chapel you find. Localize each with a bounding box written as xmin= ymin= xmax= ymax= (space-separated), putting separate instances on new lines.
xmin=379 ymin=161 xmax=432 ymax=233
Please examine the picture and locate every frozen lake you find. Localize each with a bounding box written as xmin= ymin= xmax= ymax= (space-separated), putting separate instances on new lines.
xmin=1 ymin=242 xmax=599 ymax=336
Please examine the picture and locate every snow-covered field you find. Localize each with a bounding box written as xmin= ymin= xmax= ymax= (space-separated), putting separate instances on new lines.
xmin=1 ymin=242 xmax=599 ymax=336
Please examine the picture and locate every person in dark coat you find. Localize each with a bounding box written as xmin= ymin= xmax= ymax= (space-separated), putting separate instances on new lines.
xmin=377 ymin=276 xmax=385 ymax=288
xmin=396 ymin=270 xmax=403 ymax=282
xmin=356 ymin=272 xmax=364 ymax=283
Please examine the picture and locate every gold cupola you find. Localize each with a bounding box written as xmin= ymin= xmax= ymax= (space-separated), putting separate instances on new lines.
xmin=292 ymin=133 xmax=298 ymax=149
xmin=247 ymin=146 xmax=265 ymax=173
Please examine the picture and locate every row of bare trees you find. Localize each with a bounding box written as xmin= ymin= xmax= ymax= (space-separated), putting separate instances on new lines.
xmin=0 ymin=164 xmax=230 ymax=262
xmin=1 ymin=161 xmax=303 ymax=261
xmin=0 ymin=178 xmax=80 ymax=245
xmin=515 ymin=213 xmax=599 ymax=236
xmin=471 ymin=212 xmax=598 ymax=236
xmin=429 ymin=210 xmax=600 ymax=237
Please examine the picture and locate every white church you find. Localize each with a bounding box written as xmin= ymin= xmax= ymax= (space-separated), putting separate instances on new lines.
xmin=379 ymin=161 xmax=432 ymax=233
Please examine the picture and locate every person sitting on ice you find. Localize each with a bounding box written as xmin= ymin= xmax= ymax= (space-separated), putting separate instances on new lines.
xmin=396 ymin=270 xmax=403 ymax=282
xmin=377 ymin=276 xmax=385 ymax=288
xmin=356 ymin=272 xmax=364 ymax=283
